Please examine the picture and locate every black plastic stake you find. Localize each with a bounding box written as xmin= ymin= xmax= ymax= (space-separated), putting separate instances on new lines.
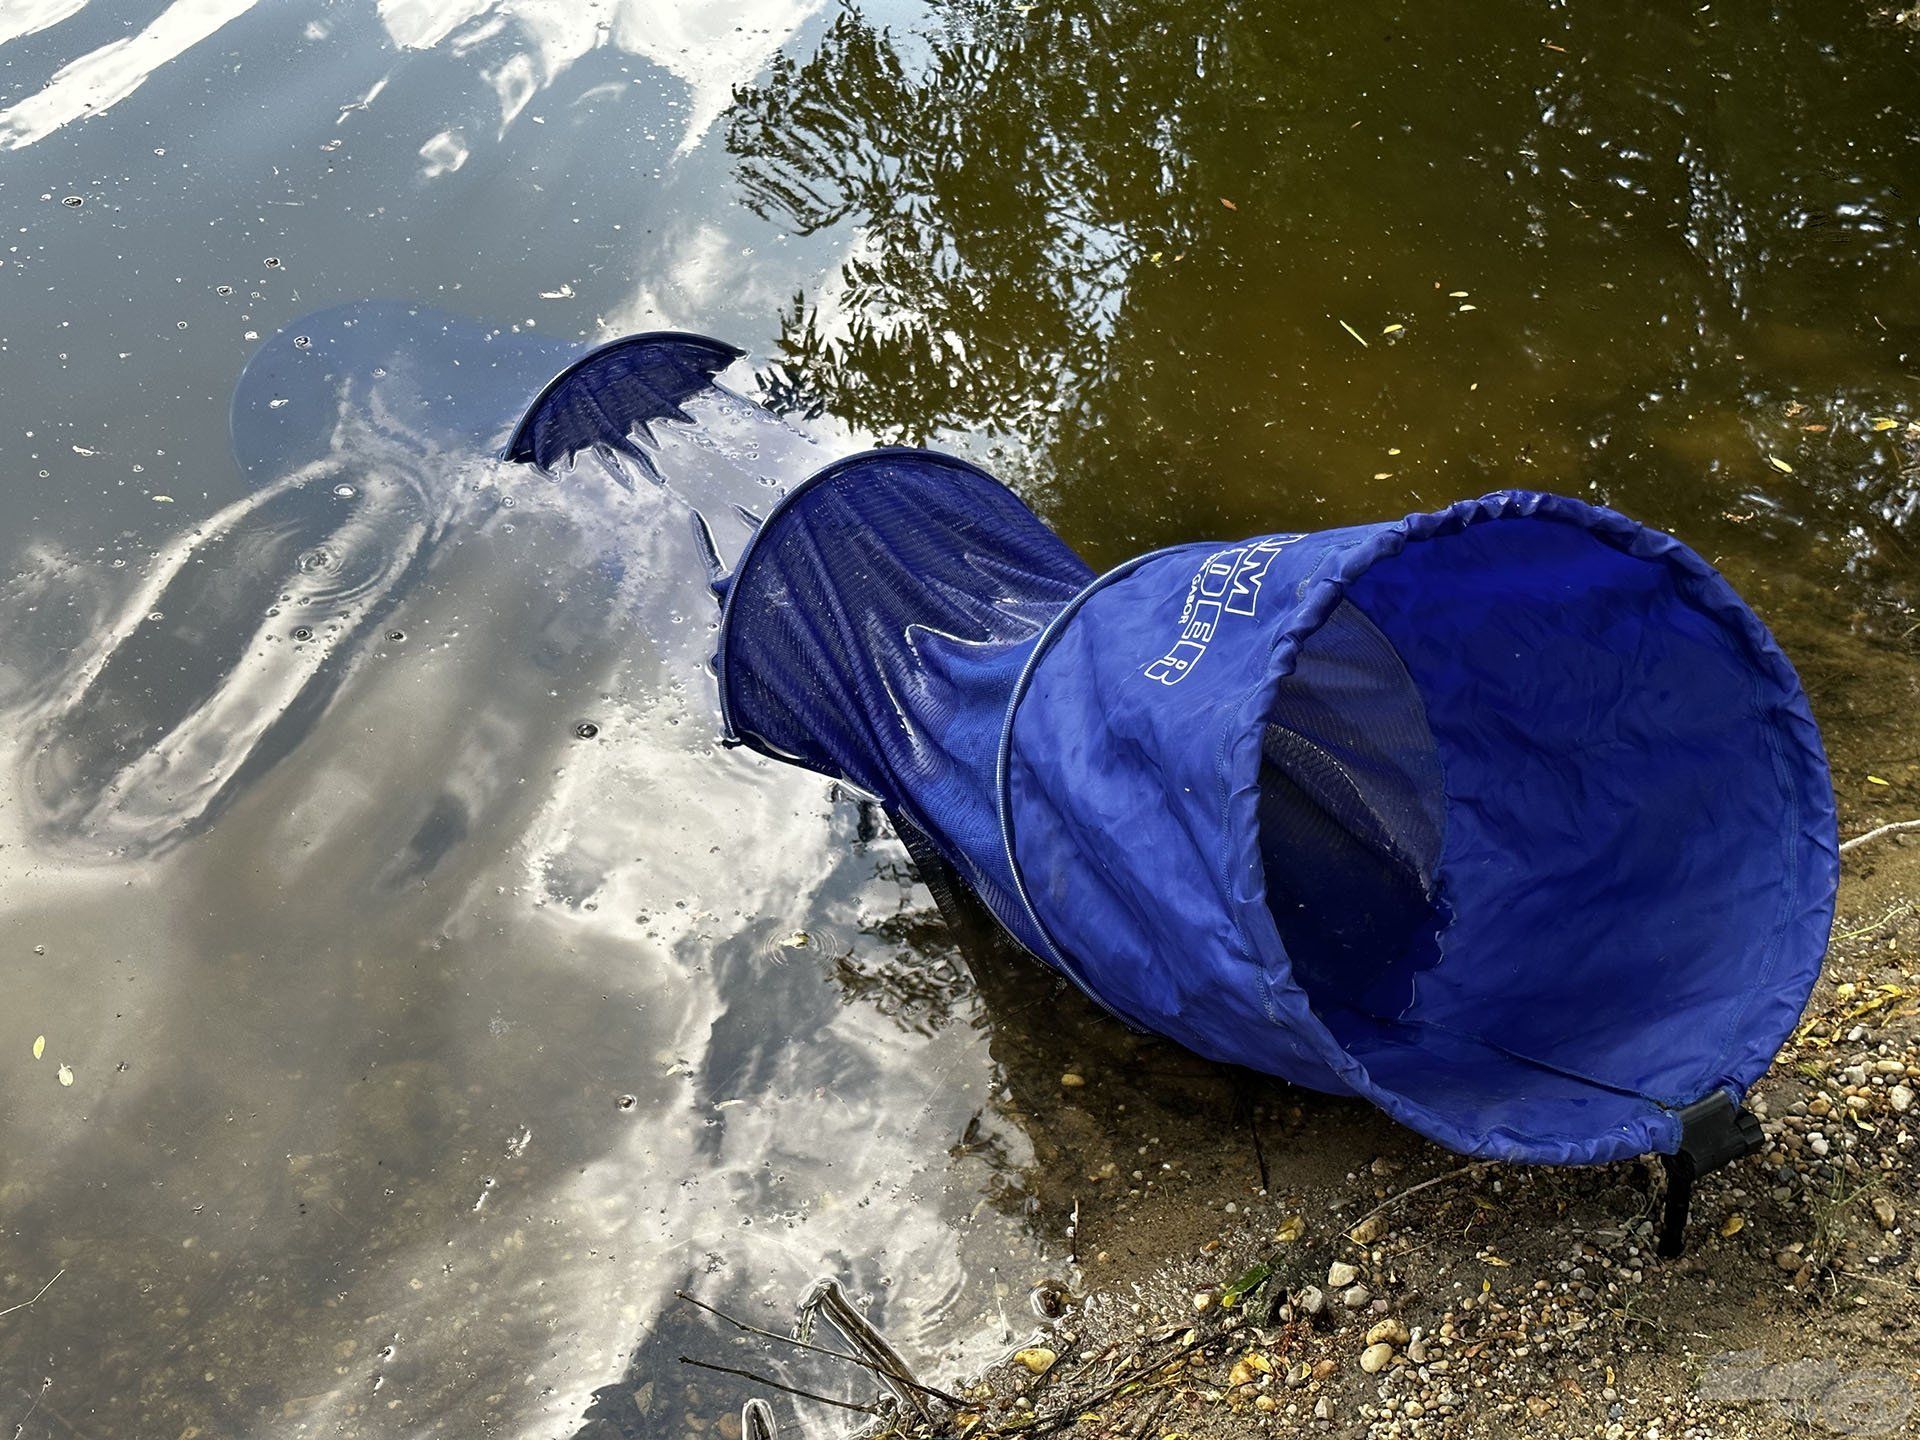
xmin=1658 ymin=1091 xmax=1764 ymax=1257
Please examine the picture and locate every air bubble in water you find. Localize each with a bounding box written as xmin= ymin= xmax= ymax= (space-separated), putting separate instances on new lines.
xmin=264 ymin=257 xmax=282 ymax=268
xmin=292 ymin=626 xmax=314 ymax=642
xmin=573 ymin=721 xmax=600 ymax=740
xmin=293 ymin=335 xmax=311 ymax=349
xmin=268 ymin=397 xmax=289 ymax=409
xmin=387 ymin=629 xmax=405 ymax=642
xmin=332 ymin=483 xmax=357 ymax=498
xmin=62 ymin=195 xmax=83 ymax=208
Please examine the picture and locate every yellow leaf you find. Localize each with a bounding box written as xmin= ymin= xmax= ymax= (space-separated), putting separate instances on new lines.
xmin=1868 ymin=775 xmax=1890 ymax=787
xmin=32 ymin=1035 xmax=45 ymax=1060
xmin=1483 ymin=1254 xmax=1511 ymax=1267
xmin=1273 ymin=1214 xmax=1306 ymax=1243
xmin=1338 ymin=319 xmax=1370 ymax=348
xmin=1458 ymin=303 xmax=1478 ymax=312
xmin=1871 ymin=417 xmax=1899 ymax=431
xmin=1720 ymin=1214 xmax=1744 ymax=1237
xmin=1767 ymin=455 xmax=1793 ymax=473
xmin=1382 ymin=323 xmax=1404 ymax=334
xmin=57 ymin=1063 xmax=74 ymax=1086
xmin=1449 ymin=290 xmax=1469 ymax=298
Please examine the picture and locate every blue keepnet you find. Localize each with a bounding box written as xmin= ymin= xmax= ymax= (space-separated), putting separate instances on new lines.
xmin=715 ymin=449 xmax=1836 ymax=1166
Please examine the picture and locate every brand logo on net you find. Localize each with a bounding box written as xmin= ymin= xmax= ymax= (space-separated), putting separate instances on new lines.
xmin=1144 ymin=535 xmax=1300 ymax=686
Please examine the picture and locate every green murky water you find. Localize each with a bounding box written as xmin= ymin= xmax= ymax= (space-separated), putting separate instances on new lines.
xmin=0 ymin=2 xmax=1916 ymax=1437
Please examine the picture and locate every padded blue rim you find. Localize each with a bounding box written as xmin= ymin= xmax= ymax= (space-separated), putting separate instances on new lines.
xmin=1229 ymin=491 xmax=1836 ymax=1161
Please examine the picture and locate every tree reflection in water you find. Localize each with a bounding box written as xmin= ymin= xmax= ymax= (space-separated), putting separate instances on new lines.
xmin=728 ymin=0 xmax=1920 ymax=603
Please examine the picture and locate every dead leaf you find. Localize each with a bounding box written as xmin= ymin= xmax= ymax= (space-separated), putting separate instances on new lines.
xmin=1720 ymin=1214 xmax=1745 ymax=1237
xmin=1767 ymin=455 xmax=1793 ymax=473
xmin=32 ymin=1035 xmax=45 ymax=1060
xmin=1871 ymin=417 xmax=1899 ymax=431
xmin=1220 ymin=197 xmax=1238 ymax=211
xmin=1228 ymin=1353 xmax=1272 ymax=1388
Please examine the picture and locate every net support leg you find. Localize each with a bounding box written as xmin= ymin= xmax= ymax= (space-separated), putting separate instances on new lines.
xmin=1657 ymin=1091 xmax=1764 ymax=1257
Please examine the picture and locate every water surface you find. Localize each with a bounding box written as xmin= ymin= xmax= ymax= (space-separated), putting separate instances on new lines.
xmin=1 ymin=3 xmax=1917 ymax=1437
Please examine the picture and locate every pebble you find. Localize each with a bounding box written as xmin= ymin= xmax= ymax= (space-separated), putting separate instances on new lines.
xmin=1341 ymin=1284 xmax=1372 ymax=1309
xmin=1891 ymin=1083 xmax=1914 ymax=1113
xmin=1873 ymin=1196 xmax=1897 ymax=1231
xmin=1327 ymin=1261 xmax=1360 ymax=1288
xmin=1296 ymin=1285 xmax=1327 ymax=1317
xmin=1359 ymin=1342 xmax=1394 ymax=1374
xmin=1365 ymin=1317 xmax=1411 ymax=1348
xmin=1060 ymin=1073 xmax=1085 ymax=1088
xmin=1314 ymin=1395 xmax=1336 ymax=1420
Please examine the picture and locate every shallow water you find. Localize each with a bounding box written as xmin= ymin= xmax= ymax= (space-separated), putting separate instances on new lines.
xmin=0 ymin=3 xmax=1917 ymax=1437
